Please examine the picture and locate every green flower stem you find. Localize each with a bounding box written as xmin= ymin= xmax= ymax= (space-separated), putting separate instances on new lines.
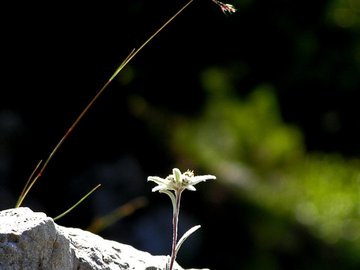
xmin=169 ymin=189 xmax=182 ymax=270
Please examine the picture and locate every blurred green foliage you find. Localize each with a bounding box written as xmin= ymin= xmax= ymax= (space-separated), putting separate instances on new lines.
xmin=127 ymin=0 xmax=360 ymax=257
xmin=173 ymin=69 xmax=304 ymax=172
xmin=327 ymin=0 xmax=360 ymax=30
xmin=166 ymin=68 xmax=360 ymax=265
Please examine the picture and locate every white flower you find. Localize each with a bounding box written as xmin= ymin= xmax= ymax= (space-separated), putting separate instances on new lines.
xmin=148 ymin=168 xmax=216 ymax=193
xmin=148 ymin=168 xmax=215 ymax=269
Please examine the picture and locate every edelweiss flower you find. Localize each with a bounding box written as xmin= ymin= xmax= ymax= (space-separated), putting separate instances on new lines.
xmin=148 ymin=168 xmax=216 ymax=193
xmin=212 ymin=0 xmax=237 ymax=15
xmin=148 ymin=168 xmax=216 ymax=270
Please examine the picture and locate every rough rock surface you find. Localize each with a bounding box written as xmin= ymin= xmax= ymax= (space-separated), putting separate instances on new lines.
xmin=0 ymin=207 xmax=208 ymax=270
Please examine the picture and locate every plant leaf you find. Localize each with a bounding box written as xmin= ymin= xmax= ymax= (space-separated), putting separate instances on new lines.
xmin=175 ymin=225 xmax=201 ymax=257
xmin=53 ymin=184 xmax=101 ymax=221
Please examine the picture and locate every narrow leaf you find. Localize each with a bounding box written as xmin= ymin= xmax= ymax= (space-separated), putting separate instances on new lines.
xmin=53 ymin=184 xmax=101 ymax=221
xmin=175 ymin=225 xmax=201 ymax=257
xmin=15 ymin=160 xmax=43 ymax=208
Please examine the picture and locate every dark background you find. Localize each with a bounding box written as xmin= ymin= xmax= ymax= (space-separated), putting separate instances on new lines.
xmin=1 ymin=0 xmax=360 ymax=269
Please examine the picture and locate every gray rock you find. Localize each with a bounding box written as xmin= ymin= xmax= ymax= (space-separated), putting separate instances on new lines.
xmin=0 ymin=207 xmax=208 ymax=270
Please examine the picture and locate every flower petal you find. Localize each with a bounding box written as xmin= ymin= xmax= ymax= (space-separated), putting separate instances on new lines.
xmin=186 ymin=185 xmax=197 ymax=191
xmin=152 ymin=185 xmax=167 ymax=192
xmin=173 ymin=168 xmax=182 ymax=183
xmin=148 ymin=176 xmax=167 ymax=185
xmin=189 ymin=175 xmax=216 ymax=186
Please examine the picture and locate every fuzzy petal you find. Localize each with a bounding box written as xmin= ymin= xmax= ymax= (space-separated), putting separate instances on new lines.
xmin=186 ymin=185 xmax=197 ymax=191
xmin=148 ymin=176 xmax=167 ymax=185
xmin=152 ymin=185 xmax=167 ymax=192
xmin=173 ymin=168 xmax=182 ymax=183
xmin=189 ymin=175 xmax=216 ymax=186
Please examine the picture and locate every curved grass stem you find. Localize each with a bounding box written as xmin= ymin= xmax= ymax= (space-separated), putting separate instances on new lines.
xmin=16 ymin=0 xmax=194 ymax=209
xmin=15 ymin=160 xmax=42 ymax=208
xmin=53 ymin=184 xmax=101 ymax=221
